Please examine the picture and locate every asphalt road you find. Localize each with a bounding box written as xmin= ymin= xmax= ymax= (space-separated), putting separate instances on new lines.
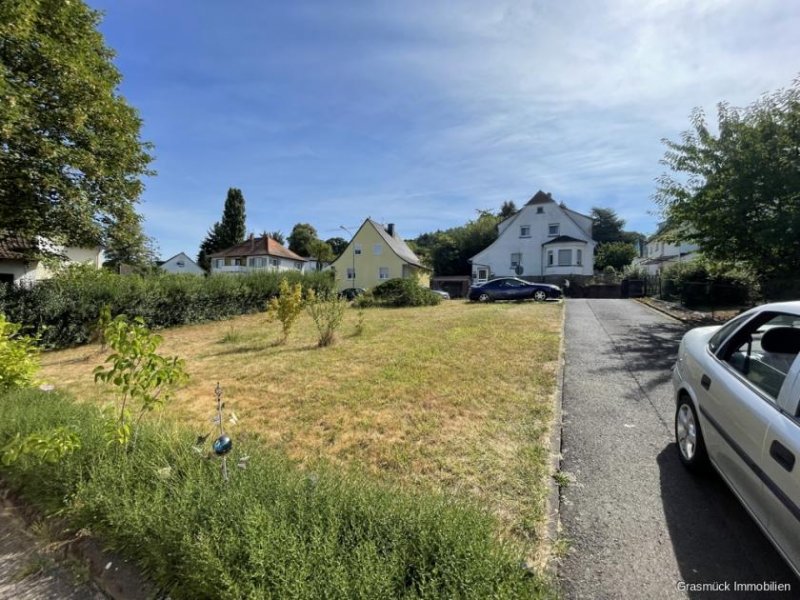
xmin=558 ymin=299 xmax=798 ymax=600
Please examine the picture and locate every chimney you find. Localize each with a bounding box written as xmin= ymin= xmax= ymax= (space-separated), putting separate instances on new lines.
xmin=386 ymin=223 xmax=395 ymax=237
xmin=249 ymin=232 xmax=254 ymax=251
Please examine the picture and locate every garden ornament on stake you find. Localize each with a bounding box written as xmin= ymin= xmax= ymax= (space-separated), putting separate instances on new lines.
xmin=194 ymin=383 xmax=248 ymax=481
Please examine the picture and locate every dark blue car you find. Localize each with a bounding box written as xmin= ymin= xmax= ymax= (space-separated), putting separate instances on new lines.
xmin=468 ymin=278 xmax=562 ymax=302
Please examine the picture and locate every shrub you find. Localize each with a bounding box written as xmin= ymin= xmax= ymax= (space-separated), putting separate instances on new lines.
xmin=660 ymin=261 xmax=751 ymax=307
xmin=306 ymin=290 xmax=346 ymax=347
xmin=0 ymin=269 xmax=334 ymax=349
xmin=266 ymin=279 xmax=305 ymax=344
xmin=0 ymin=389 xmax=551 ymax=599
xmin=361 ymin=278 xmax=442 ymax=308
xmin=0 ymin=314 xmax=40 ymax=390
xmin=94 ymin=316 xmax=188 ymax=446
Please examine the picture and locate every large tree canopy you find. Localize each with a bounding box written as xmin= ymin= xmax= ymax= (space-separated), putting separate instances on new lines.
xmin=0 ymin=0 xmax=153 ymax=252
xmin=656 ymin=80 xmax=800 ymax=283
xmin=413 ymin=210 xmax=500 ymax=276
xmin=287 ymin=223 xmax=318 ymax=257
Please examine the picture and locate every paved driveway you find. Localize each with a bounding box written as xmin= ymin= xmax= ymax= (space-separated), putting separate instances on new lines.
xmin=559 ymin=299 xmax=798 ymax=599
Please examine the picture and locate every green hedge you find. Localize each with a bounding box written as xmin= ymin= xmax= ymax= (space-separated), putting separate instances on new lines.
xmin=0 ymin=389 xmax=551 ymax=599
xmin=0 ymin=269 xmax=333 ymax=349
xmin=356 ymin=278 xmax=442 ymax=308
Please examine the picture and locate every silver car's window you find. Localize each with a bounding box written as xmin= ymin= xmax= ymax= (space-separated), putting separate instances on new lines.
xmin=708 ymin=313 xmax=750 ymax=354
xmin=723 ymin=313 xmax=800 ymax=402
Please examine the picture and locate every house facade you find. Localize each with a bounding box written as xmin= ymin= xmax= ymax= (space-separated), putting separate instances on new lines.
xmin=633 ymin=235 xmax=699 ymax=275
xmin=0 ymin=232 xmax=103 ymax=286
xmin=159 ymin=252 xmax=204 ymax=275
xmin=208 ymin=234 xmax=307 ymax=274
xmin=469 ymin=191 xmax=595 ymax=283
xmin=330 ymin=219 xmax=430 ymax=291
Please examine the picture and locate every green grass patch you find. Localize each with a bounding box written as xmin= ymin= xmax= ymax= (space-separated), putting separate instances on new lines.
xmin=0 ymin=389 xmax=555 ymax=599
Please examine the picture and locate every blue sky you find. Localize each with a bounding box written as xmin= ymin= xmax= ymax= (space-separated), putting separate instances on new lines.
xmin=89 ymin=0 xmax=800 ymax=260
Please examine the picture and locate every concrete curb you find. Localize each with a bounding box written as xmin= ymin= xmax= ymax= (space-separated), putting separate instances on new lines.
xmin=633 ymin=298 xmax=685 ymax=323
xmin=544 ymin=299 xmax=567 ymax=570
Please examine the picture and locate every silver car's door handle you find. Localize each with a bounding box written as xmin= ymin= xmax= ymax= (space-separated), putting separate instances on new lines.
xmin=701 ymin=374 xmax=711 ymax=390
xmin=770 ymin=440 xmax=795 ymax=473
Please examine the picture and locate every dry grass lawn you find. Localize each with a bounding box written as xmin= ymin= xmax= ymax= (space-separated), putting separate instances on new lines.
xmin=41 ymin=300 xmax=563 ymax=554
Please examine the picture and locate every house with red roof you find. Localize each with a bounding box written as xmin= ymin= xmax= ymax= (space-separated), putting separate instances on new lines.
xmin=208 ymin=234 xmax=308 ymax=274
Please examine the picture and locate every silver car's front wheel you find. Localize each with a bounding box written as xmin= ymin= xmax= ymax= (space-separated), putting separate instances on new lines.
xmin=675 ymin=396 xmax=709 ymax=472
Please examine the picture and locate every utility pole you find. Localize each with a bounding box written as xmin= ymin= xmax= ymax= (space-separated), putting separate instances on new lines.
xmin=340 ymin=225 xmax=356 ymax=289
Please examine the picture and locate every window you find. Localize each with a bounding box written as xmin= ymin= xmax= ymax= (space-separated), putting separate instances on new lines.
xmin=709 ymin=314 xmax=752 ymax=353
xmin=248 ymin=257 xmax=255 ymax=267
xmin=576 ymin=249 xmax=582 ymax=266
xmin=547 ymin=251 xmax=554 ymax=266
xmin=536 ymin=207 xmax=544 ymax=214
xmin=215 ymin=259 xmax=223 ymax=268
xmin=519 ymin=225 xmax=531 ymax=237
xmin=721 ymin=312 xmax=800 ymax=400
xmin=548 ymin=224 xmax=560 ymax=236
xmin=558 ymin=249 xmax=571 ymax=266
xmin=379 ymin=267 xmax=389 ymax=279
xmin=347 ymin=268 xmax=355 ymax=279
xmin=234 ymin=258 xmax=243 ymax=266
xmin=354 ymin=244 xmax=362 ymax=255
xmin=295 ymin=262 xmax=303 ymax=270
xmin=270 ymin=258 xmax=279 ymax=267
xmin=510 ymin=253 xmax=522 ymax=268
xmin=176 ymin=261 xmax=185 ymax=268
xmin=477 ymin=268 xmax=488 ymax=281
xmin=373 ymin=244 xmax=382 ymax=256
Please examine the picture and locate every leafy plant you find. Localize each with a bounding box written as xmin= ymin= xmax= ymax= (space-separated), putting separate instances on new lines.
xmin=363 ymin=278 xmax=442 ymax=308
xmin=1 ymin=427 xmax=81 ymax=466
xmin=266 ymin=279 xmax=304 ymax=344
xmin=306 ymin=289 xmax=346 ymax=347
xmin=93 ymin=316 xmax=187 ymax=446
xmin=0 ymin=314 xmax=40 ymax=390
xmin=354 ymin=307 xmax=366 ymax=336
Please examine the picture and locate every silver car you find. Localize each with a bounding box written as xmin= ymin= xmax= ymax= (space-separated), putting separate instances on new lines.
xmin=672 ymin=301 xmax=800 ymax=577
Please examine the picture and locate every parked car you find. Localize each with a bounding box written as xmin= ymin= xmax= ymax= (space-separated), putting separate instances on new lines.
xmin=339 ymin=287 xmax=366 ymax=301
xmin=468 ymin=278 xmax=561 ymax=302
xmin=430 ymin=289 xmax=450 ymax=300
xmin=672 ymin=301 xmax=800 ymax=577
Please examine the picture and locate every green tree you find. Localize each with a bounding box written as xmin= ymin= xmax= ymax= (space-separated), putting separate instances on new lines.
xmin=0 ymin=0 xmax=153 ymax=248
xmin=498 ymin=200 xmax=518 ymax=219
xmin=264 ymin=230 xmax=285 ymax=245
xmin=325 ymin=237 xmax=348 ymax=257
xmin=197 ymin=188 xmax=247 ymax=271
xmin=288 ymin=223 xmax=318 ymax=257
xmin=594 ymin=241 xmax=637 ymax=271
xmin=308 ymin=239 xmax=334 ymax=271
xmin=656 ymin=80 xmax=800 ymax=284
xmin=591 ymin=208 xmax=627 ymax=244
xmin=103 ymin=209 xmax=158 ymax=268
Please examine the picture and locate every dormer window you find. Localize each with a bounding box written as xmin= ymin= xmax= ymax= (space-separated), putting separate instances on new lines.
xmin=548 ymin=224 xmax=560 ymax=236
xmin=519 ymin=225 xmax=530 ymax=238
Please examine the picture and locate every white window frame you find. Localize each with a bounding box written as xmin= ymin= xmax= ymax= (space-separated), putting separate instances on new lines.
xmin=558 ymin=249 xmax=571 ymax=266
xmin=547 ymin=251 xmax=554 ymax=266
xmin=354 ymin=244 xmax=362 ymax=255
xmin=548 ymin=223 xmax=560 ymax=236
xmin=536 ymin=207 xmax=544 ymax=214
xmin=510 ymin=253 xmax=522 ymax=268
xmin=346 ymin=267 xmax=355 ymax=280
xmin=576 ymin=249 xmax=582 ymax=266
xmin=379 ymin=267 xmax=389 ymax=280
xmin=519 ymin=225 xmax=530 ymax=238
xmin=270 ymin=258 xmax=279 ymax=267
xmin=373 ymin=244 xmax=382 ymax=256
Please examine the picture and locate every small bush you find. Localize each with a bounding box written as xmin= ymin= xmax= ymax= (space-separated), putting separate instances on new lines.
xmin=660 ymin=261 xmax=752 ymax=307
xmin=0 ymin=389 xmax=551 ymax=599
xmin=306 ymin=290 xmax=346 ymax=347
xmin=0 ymin=314 xmax=40 ymax=390
xmin=266 ymin=279 xmax=304 ymax=344
xmin=360 ymin=278 xmax=442 ymax=308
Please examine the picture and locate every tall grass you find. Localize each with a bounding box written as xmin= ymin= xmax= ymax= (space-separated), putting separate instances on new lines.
xmin=0 ymin=389 xmax=553 ymax=599
xmin=0 ymin=269 xmax=333 ymax=349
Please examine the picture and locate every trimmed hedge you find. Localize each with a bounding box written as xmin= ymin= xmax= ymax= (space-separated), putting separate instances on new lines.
xmin=0 ymin=389 xmax=552 ymax=599
xmin=356 ymin=278 xmax=442 ymax=308
xmin=0 ymin=269 xmax=333 ymax=349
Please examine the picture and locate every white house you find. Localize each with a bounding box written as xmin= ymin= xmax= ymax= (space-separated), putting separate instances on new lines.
xmin=633 ymin=230 xmax=699 ymax=275
xmin=159 ymin=252 xmax=204 ymax=275
xmin=0 ymin=232 xmax=103 ymax=286
xmin=469 ymin=191 xmax=595 ymax=282
xmin=208 ymin=234 xmax=307 ymax=274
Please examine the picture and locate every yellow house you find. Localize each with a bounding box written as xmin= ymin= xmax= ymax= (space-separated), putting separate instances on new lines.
xmin=330 ymin=219 xmax=430 ymax=291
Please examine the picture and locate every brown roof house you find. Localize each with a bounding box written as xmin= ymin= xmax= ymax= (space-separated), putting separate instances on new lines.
xmin=208 ymin=234 xmax=308 ymax=274
xmin=0 ymin=231 xmax=103 ymax=286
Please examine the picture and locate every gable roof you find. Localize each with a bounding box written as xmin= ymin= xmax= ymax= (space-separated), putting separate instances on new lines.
xmin=208 ymin=236 xmax=305 ymax=261
xmin=160 ymin=252 xmax=200 ymax=266
xmin=526 ymin=190 xmax=556 ymax=205
xmin=367 ymin=219 xmax=426 ymax=268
